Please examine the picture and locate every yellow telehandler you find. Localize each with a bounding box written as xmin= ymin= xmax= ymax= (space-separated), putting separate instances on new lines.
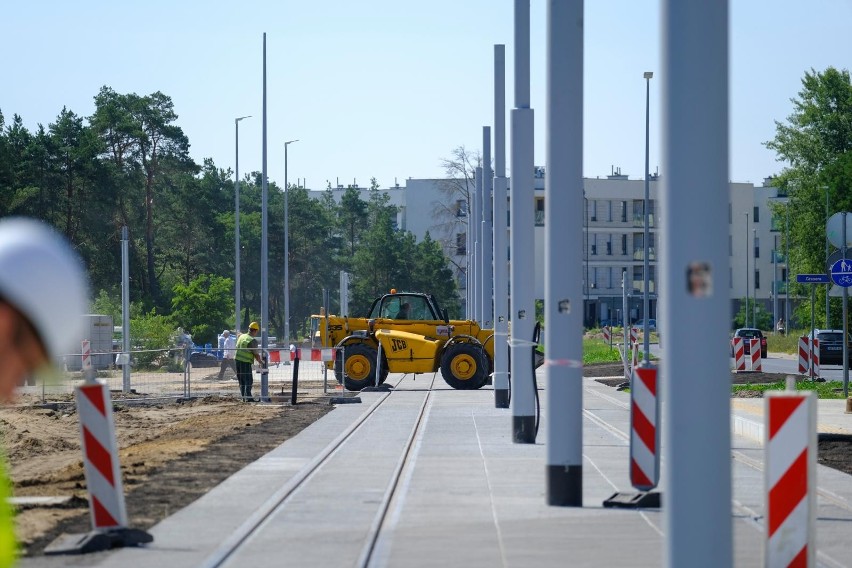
xmin=311 ymin=290 xmax=494 ymax=391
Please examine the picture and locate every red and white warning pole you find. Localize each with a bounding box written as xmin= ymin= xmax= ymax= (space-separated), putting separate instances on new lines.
xmin=733 ymin=337 xmax=746 ymax=372
xmin=797 ymin=336 xmax=809 ymax=375
xmin=81 ymin=339 xmax=92 ymax=373
xmin=602 ymin=326 xmax=611 ymax=344
xmin=630 ymin=364 xmax=660 ymax=490
xmin=749 ymin=338 xmax=762 ymax=372
xmin=765 ymin=391 xmax=816 ymax=568
xmin=76 ymin=380 xmax=127 ymax=530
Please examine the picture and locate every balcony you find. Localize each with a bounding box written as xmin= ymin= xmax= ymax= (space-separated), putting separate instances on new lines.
xmin=632 ymin=247 xmax=657 ymax=261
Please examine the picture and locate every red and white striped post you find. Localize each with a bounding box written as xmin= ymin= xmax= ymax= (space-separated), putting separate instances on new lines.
xmin=630 ymin=364 xmax=660 ymax=490
xmin=749 ymin=338 xmax=762 ymax=372
xmin=809 ymin=339 xmax=819 ymax=379
xmin=732 ymin=337 xmax=746 ymax=372
xmin=631 ymin=341 xmax=639 ymax=369
xmin=797 ymin=336 xmax=809 ymax=375
xmin=630 ymin=326 xmax=639 ymax=344
xmin=765 ymin=391 xmax=816 ymax=567
xmin=81 ymin=339 xmax=92 ymax=373
xmin=602 ymin=326 xmax=611 ymax=344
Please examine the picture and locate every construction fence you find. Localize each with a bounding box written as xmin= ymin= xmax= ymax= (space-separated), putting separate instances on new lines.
xmin=18 ymin=345 xmax=345 ymax=405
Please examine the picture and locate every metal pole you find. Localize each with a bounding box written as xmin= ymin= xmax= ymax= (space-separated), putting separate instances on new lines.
xmin=260 ymin=32 xmax=270 ymax=402
xmin=510 ymin=0 xmax=537 ymax=443
xmin=121 ymin=226 xmax=130 ymax=393
xmin=785 ymin=205 xmax=790 ymax=326
xmin=473 ymin=167 xmax=483 ymax=324
xmin=662 ymin=1 xmax=732 ymax=566
xmin=284 ymin=139 xmax=298 ymax=357
xmin=235 ymin=116 xmax=250 ymax=332
xmin=773 ymin=237 xmax=777 ymax=330
xmin=753 ymin=228 xmax=757 ymax=326
xmin=843 ymin=212 xmax=849 ymax=398
xmin=493 ymin=44 xmax=510 ymax=408
xmin=545 ymin=0 xmax=583 ymax=506
xmin=643 ymin=71 xmax=653 ymax=362
xmin=745 ymin=212 xmax=749 ymax=327
xmin=622 ymin=271 xmax=628 ymax=379
xmin=481 ymin=127 xmax=493 ymax=328
xmin=810 ymin=284 xmax=815 ymax=381
xmin=826 ymin=186 xmax=830 ymax=326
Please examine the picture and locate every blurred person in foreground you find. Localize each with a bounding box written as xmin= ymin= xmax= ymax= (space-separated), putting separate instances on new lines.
xmin=0 ymin=218 xmax=89 ymax=566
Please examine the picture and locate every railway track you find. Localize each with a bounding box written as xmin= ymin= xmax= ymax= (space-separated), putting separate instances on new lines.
xmin=201 ymin=373 xmax=437 ymax=568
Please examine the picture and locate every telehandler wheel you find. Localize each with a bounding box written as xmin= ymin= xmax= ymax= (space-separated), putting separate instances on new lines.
xmin=341 ymin=343 xmax=382 ymax=391
xmin=440 ymin=343 xmax=489 ymax=390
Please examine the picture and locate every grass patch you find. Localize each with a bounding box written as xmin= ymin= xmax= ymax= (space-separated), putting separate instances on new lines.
xmin=732 ymin=379 xmax=846 ymax=399
xmin=583 ymin=338 xmax=624 ymax=364
xmin=765 ymin=331 xmax=804 ymax=355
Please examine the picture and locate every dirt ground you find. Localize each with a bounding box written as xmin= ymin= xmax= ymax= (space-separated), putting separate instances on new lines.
xmin=2 ymin=361 xmax=848 ymax=558
xmin=1 ymin=391 xmax=331 ymax=557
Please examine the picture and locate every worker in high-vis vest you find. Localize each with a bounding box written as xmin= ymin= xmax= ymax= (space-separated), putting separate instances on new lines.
xmin=235 ymin=322 xmax=265 ymax=402
xmin=0 ymin=218 xmax=89 ymax=566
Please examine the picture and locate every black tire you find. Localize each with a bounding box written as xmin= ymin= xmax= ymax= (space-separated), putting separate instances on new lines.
xmin=440 ymin=343 xmax=489 ymax=390
xmin=341 ymin=343 xmax=380 ymax=391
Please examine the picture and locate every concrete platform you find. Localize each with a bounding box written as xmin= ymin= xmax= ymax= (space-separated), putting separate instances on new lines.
xmin=21 ymin=373 xmax=852 ymax=567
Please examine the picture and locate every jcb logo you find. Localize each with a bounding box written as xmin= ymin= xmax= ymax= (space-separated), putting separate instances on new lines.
xmin=391 ymin=338 xmax=408 ymax=352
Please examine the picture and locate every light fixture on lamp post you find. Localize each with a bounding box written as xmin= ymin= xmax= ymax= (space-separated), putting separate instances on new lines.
xmin=642 ymin=70 xmax=653 ymax=361
xmin=284 ymin=139 xmax=299 ymax=349
xmin=234 ymin=115 xmax=251 ymax=332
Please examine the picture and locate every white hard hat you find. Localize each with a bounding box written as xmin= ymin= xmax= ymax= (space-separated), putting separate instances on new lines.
xmin=0 ymin=218 xmax=89 ymax=359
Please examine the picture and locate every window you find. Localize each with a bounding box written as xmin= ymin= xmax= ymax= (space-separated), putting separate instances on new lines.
xmin=607 ymin=201 xmax=613 ymax=222
xmin=456 ymin=233 xmax=466 ymax=256
xmin=754 ymin=237 xmax=760 ymax=259
xmin=729 ymin=235 xmax=733 ymax=256
xmin=621 ymin=201 xmax=628 ymax=222
xmin=621 ymin=234 xmax=627 ymax=255
xmin=456 ymin=199 xmax=468 ymax=217
xmin=590 ymin=200 xmax=597 ymax=222
xmin=591 ymin=234 xmax=597 ymax=256
xmin=607 ymin=267 xmax=613 ymax=289
xmin=591 ymin=267 xmax=598 ymax=288
xmin=753 ymin=206 xmax=760 ymax=223
xmin=730 ymin=267 xmax=733 ymax=289
xmin=755 ymin=270 xmax=760 ymax=289
xmin=606 ymin=238 xmax=612 ymax=256
xmin=535 ymin=197 xmax=545 ymax=226
xmin=729 ymin=204 xmax=732 ymax=224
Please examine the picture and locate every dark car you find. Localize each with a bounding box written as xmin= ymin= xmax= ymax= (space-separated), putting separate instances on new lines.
xmin=731 ymin=328 xmax=767 ymax=358
xmin=808 ymin=329 xmax=852 ymax=366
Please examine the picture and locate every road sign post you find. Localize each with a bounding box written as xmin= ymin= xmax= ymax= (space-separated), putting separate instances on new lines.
xmin=830 ymin=231 xmax=852 ymax=397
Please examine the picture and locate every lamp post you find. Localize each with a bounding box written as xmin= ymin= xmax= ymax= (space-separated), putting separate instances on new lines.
xmin=284 ymin=139 xmax=299 ymax=348
xmin=745 ymin=212 xmax=750 ymax=328
xmin=642 ymin=71 xmax=653 ymax=361
xmin=753 ymin=227 xmax=757 ymax=327
xmin=825 ymin=185 xmax=830 ymax=326
xmin=234 ymin=115 xmax=251 ymax=332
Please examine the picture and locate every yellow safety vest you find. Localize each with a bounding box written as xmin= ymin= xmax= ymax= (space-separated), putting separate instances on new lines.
xmin=235 ymin=333 xmax=256 ymax=363
xmin=0 ymin=457 xmax=17 ymax=567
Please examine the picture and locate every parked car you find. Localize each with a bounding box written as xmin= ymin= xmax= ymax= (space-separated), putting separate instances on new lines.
xmin=731 ymin=328 xmax=767 ymax=358
xmin=634 ymin=319 xmax=657 ymax=332
xmin=807 ymin=329 xmax=852 ymax=366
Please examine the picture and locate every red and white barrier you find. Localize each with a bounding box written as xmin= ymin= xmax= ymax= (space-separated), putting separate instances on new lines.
xmin=630 ymin=326 xmax=639 ymax=344
xmin=630 ymin=365 xmax=659 ymax=490
xmin=749 ymin=338 xmax=762 ymax=372
xmin=732 ymin=337 xmax=745 ymax=371
xmin=797 ymin=337 xmax=820 ymax=377
xmin=75 ymin=381 xmax=127 ymax=530
xmin=765 ymin=391 xmax=816 ymax=568
xmin=81 ymin=339 xmax=92 ymax=372
xmin=290 ymin=347 xmax=335 ymax=362
xmin=602 ymin=326 xmax=611 ymax=343
xmin=631 ymin=342 xmax=639 ymax=369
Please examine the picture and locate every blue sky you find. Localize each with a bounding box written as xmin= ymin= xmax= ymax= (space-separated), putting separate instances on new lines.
xmin=3 ymin=1 xmax=851 ymax=189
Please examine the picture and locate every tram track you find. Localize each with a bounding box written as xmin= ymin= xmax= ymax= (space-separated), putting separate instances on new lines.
xmin=200 ymin=373 xmax=436 ymax=568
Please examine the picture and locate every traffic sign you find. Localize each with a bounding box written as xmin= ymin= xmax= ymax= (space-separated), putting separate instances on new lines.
xmin=826 ymin=212 xmax=852 ymax=248
xmin=830 ymin=259 xmax=852 ymax=287
xmin=826 ymin=249 xmax=852 ymax=272
xmin=796 ymin=274 xmax=830 ymax=284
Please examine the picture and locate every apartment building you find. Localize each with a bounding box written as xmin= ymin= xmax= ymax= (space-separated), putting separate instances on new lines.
xmin=309 ymin=171 xmax=791 ymax=327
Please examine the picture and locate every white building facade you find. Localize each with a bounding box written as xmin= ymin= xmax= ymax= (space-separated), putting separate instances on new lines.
xmin=309 ymin=172 xmax=792 ymax=328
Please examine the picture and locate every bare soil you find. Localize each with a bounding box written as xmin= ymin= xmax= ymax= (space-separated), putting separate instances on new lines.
xmin=587 ymin=362 xmax=852 ymax=477
xmin=1 ymin=393 xmax=331 ymax=557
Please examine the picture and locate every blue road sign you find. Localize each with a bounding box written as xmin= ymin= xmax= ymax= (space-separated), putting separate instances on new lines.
xmin=830 ymin=259 xmax=852 ymax=287
xmin=796 ymin=274 xmax=830 ymax=284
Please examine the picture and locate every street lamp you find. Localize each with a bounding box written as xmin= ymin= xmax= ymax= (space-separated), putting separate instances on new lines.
xmin=234 ymin=115 xmax=251 ymax=332
xmin=284 ymin=139 xmax=299 ymax=348
xmin=745 ymin=212 xmax=750 ymax=328
xmin=753 ymin=227 xmax=758 ymax=327
xmin=642 ymin=71 xmax=653 ymax=361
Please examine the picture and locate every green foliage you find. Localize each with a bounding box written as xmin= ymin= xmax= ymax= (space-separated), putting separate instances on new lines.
xmin=91 ymin=289 xmax=121 ymax=323
xmin=733 ymin=298 xmax=772 ymax=330
xmin=170 ymin=274 xmax=234 ymax=345
xmin=129 ymin=308 xmax=174 ymax=368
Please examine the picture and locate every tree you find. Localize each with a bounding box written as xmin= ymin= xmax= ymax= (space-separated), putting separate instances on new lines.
xmin=436 ymin=146 xmax=481 ymax=280
xmin=765 ymin=67 xmax=852 ymax=328
xmin=170 ymin=274 xmax=234 ymax=345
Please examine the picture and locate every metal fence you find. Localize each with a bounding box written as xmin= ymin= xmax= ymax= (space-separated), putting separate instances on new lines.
xmin=17 ymin=345 xmax=344 ymax=404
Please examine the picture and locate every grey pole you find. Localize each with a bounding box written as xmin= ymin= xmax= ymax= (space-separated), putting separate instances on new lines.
xmin=260 ymin=32 xmax=270 ymax=402
xmin=284 ymin=139 xmax=299 ymax=355
xmin=826 ymin=186 xmax=830 ymax=326
xmin=745 ymin=212 xmax=750 ymax=328
xmin=545 ymin=0 xmax=583 ymax=505
xmin=510 ymin=0 xmax=536 ymax=443
xmin=622 ymin=271 xmax=628 ymax=379
xmin=493 ymin=44 xmax=510 ymax=408
xmin=662 ymin=2 xmax=732 ymax=566
xmin=235 ymin=116 xmax=250 ymax=332
xmin=473 ymin=166 xmax=483 ymax=324
xmin=785 ymin=206 xmax=790 ymax=325
xmin=843 ymin=212 xmax=849 ymax=397
xmin=481 ymin=127 xmax=493 ymax=328
xmin=643 ymin=71 xmax=653 ymax=362
xmin=772 ymin=238 xmax=777 ymax=329
xmin=121 ymin=226 xmax=130 ymax=393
